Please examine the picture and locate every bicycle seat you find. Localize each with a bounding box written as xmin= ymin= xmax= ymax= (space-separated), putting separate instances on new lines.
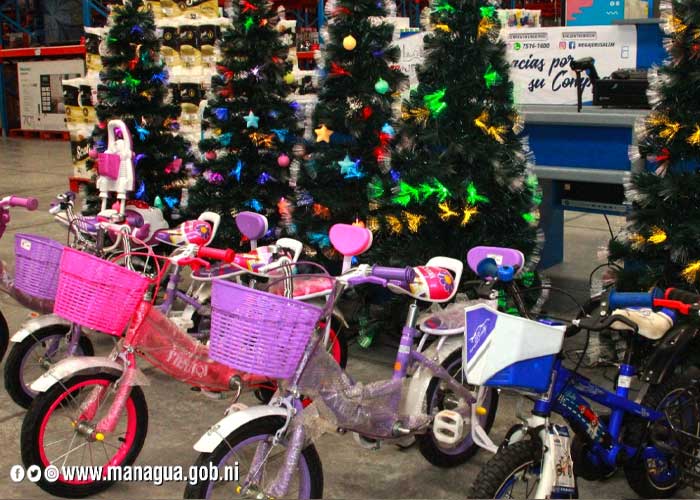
xmin=329 ymin=224 xmax=373 ymax=273
xmin=610 ymin=308 xmax=675 ymax=340
xmin=154 ymin=219 xmax=213 ymax=247
xmin=389 ymin=257 xmax=463 ymax=303
xmin=236 ymin=212 xmax=268 ymax=243
xmin=467 ymin=247 xmax=525 ymax=277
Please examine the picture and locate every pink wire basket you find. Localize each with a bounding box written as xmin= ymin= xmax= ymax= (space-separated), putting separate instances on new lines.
xmin=209 ymin=280 xmax=323 ymax=379
xmin=53 ymin=248 xmax=151 ymax=336
xmin=14 ymin=234 xmax=65 ymax=301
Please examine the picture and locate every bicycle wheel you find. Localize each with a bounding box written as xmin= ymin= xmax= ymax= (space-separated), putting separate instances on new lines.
xmin=469 ymin=440 xmax=571 ymax=499
xmin=21 ymin=373 xmax=148 ymax=497
xmin=418 ymin=350 xmax=499 ymax=467
xmin=5 ymin=325 xmax=94 ymax=408
xmin=184 ymin=416 xmax=323 ymax=499
xmin=0 ymin=309 xmax=9 ymax=362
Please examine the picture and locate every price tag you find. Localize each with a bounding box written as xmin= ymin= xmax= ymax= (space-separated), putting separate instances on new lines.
xmin=548 ymin=425 xmax=576 ymax=496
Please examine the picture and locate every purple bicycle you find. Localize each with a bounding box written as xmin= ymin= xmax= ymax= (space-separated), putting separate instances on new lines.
xmin=184 ymin=224 xmax=499 ymax=499
xmin=0 ymin=195 xmax=50 ymax=361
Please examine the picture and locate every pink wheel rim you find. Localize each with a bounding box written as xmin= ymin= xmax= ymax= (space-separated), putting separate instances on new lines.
xmin=37 ymin=379 xmax=139 ymax=485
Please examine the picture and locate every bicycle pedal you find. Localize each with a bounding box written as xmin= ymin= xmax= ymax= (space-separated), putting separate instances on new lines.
xmin=433 ymin=410 xmax=465 ymax=445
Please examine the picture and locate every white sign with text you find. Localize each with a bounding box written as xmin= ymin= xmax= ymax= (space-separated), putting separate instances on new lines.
xmin=503 ymin=25 xmax=637 ymax=105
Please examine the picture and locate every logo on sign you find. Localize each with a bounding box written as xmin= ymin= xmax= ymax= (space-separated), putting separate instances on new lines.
xmin=568 ymin=41 xmax=576 ymax=49
xmin=513 ymin=42 xmax=522 ymax=51
xmin=466 ymin=307 xmax=498 ymax=360
xmin=559 ymin=41 xmax=567 ymax=49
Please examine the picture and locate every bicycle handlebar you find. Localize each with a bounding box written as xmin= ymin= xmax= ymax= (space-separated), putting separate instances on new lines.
xmin=197 ymin=246 xmax=235 ymax=263
xmin=608 ymin=289 xmax=660 ymax=310
xmin=576 ymin=314 xmax=639 ymax=333
xmin=370 ymin=265 xmax=415 ymax=284
xmin=665 ymin=288 xmax=700 ymax=305
xmin=2 ymin=196 xmax=39 ymax=211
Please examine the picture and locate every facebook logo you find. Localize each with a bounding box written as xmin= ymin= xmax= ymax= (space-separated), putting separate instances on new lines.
xmin=568 ymin=41 xmax=576 ymax=49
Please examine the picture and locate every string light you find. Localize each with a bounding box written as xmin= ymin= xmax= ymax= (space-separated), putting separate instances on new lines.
xmin=402 ymin=106 xmax=430 ymax=127
xmin=386 ymin=215 xmax=403 ymax=234
xmin=461 ymin=206 xmax=479 ymax=226
xmin=682 ymin=261 xmax=700 ymax=283
xmin=467 ymin=182 xmax=490 ymax=204
xmin=404 ymin=212 xmax=425 ymax=233
xmin=474 ymin=110 xmax=508 ymax=143
xmin=687 ymin=125 xmax=700 ymax=146
xmin=478 ymin=16 xmax=496 ymax=39
xmin=438 ymin=202 xmax=459 ymax=221
xmin=424 ymin=89 xmax=447 ymax=117
xmin=647 ymin=227 xmax=668 ymax=244
xmin=484 ymin=65 xmax=502 ymax=89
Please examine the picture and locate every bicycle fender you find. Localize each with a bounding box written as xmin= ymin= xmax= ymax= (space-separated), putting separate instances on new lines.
xmin=401 ymin=336 xmax=462 ymax=416
xmin=29 ymin=356 xmax=149 ymax=393
xmin=193 ymin=406 xmax=288 ymax=453
xmin=639 ymin=325 xmax=699 ymax=384
xmin=12 ymin=314 xmax=71 ymax=343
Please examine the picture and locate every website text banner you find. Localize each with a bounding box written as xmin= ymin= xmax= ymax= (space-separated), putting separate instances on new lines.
xmin=503 ymin=26 xmax=637 ymax=105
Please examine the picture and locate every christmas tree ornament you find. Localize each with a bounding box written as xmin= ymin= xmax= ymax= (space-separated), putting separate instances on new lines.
xmin=315 ymin=124 xmax=334 ymax=143
xmin=249 ymin=133 xmax=275 ymax=147
xmin=374 ymin=78 xmax=390 ymax=95
xmin=154 ymin=196 xmax=164 ymax=210
xmin=386 ymin=215 xmax=403 ymax=234
xmin=478 ymin=16 xmax=496 ymax=39
xmin=424 ymin=88 xmax=447 ymax=116
xmin=244 ymin=16 xmax=255 ymax=32
xmin=361 ymin=106 xmax=374 ymax=120
xmin=682 ymin=261 xmax=700 ymax=283
xmin=461 ymin=206 xmax=479 ymax=226
xmin=483 ymin=65 xmax=502 ymax=89
xmin=433 ymin=0 xmax=456 ymax=13
xmin=659 ymin=120 xmax=682 ymax=141
xmin=244 ymin=111 xmax=260 ymax=128
xmin=367 ymin=177 xmax=385 ymax=199
xmin=312 ymin=203 xmax=332 ymax=220
xmin=343 ymin=35 xmax=357 ymax=50
xmin=402 ymin=106 xmax=430 ymax=126
xmin=205 ymin=151 xmax=218 ymax=161
xmin=687 ymin=124 xmax=700 ymax=146
xmin=278 ymin=154 xmax=291 ymax=167
xmin=438 ymin=202 xmax=459 ymax=220
xmin=165 ymin=158 xmax=183 ymax=174
xmin=466 ymin=182 xmax=490 ymax=204
xmin=392 ymin=181 xmax=420 ymax=206
xmin=214 ymin=107 xmax=229 ymax=121
xmin=648 ymin=227 xmax=668 ymax=244
xmin=330 ymin=62 xmax=352 ymax=77
xmin=404 ymin=212 xmax=425 ymax=233
xmin=284 ymin=72 xmax=296 ymax=85
xmin=434 ymin=24 xmax=452 ymax=32
xmin=381 ymin=123 xmax=395 ymax=136
xmin=230 ymin=160 xmax=244 ymax=182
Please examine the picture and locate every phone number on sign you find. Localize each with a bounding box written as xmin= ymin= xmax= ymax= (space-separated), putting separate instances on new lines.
xmin=10 ymin=464 xmax=239 ymax=486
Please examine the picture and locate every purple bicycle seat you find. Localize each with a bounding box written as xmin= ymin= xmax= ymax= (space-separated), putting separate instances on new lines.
xmin=329 ymin=224 xmax=373 ymax=257
xmin=467 ymin=246 xmax=525 ymax=276
xmin=236 ymin=212 xmax=269 ymax=241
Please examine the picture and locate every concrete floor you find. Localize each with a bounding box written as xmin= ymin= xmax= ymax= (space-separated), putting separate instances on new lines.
xmin=0 ymin=137 xmax=693 ymax=499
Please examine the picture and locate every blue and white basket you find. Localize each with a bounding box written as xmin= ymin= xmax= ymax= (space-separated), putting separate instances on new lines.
xmin=463 ymin=305 xmax=566 ymax=393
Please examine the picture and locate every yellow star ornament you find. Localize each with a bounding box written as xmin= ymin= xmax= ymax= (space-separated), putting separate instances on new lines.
xmin=315 ymin=124 xmax=334 ymax=143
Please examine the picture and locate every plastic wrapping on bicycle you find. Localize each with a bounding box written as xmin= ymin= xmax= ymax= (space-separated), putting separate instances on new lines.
xmin=577 ymin=314 xmax=639 ymax=333
xmin=197 ymin=246 xmax=235 ymax=263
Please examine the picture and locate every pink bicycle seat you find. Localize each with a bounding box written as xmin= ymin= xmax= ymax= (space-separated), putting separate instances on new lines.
xmin=236 ymin=212 xmax=268 ymax=241
xmin=467 ymin=246 xmax=525 ymax=276
xmin=329 ymin=224 xmax=373 ymax=257
xmin=154 ymin=219 xmax=213 ymax=247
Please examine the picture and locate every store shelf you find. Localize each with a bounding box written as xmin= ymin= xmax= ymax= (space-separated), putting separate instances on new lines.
xmin=0 ymin=44 xmax=86 ymax=61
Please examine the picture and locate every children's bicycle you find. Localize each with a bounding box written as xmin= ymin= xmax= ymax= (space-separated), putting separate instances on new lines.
xmin=467 ymin=280 xmax=700 ymax=499
xmin=183 ymin=224 xmax=502 ymax=499
xmin=0 ymin=194 xmax=52 ymax=362
xmin=19 ymin=225 xmax=346 ymax=498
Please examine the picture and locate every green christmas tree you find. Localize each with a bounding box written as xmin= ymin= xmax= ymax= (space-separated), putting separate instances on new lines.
xmin=89 ymin=0 xmax=191 ymax=218
xmin=609 ymin=0 xmax=700 ymax=291
xmin=294 ymin=0 xmax=407 ymax=266
xmin=187 ymin=0 xmax=301 ymax=245
xmin=371 ymin=0 xmax=542 ymax=275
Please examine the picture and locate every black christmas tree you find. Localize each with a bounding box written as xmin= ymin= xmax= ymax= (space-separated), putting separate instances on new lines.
xmin=89 ymin=0 xmax=191 ymax=218
xmin=609 ymin=0 xmax=700 ymax=292
xmin=187 ymin=0 xmax=302 ymax=246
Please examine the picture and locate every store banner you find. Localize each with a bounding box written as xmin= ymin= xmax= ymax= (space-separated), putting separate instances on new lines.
xmin=503 ymin=25 xmax=637 ymax=105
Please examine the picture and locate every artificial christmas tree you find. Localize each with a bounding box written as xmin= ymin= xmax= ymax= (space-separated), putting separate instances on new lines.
xmin=294 ymin=0 xmax=407 ymax=265
xmin=88 ymin=0 xmax=191 ymax=218
xmin=371 ymin=0 xmax=542 ymax=275
xmin=187 ymin=0 xmax=302 ymax=245
xmin=609 ymin=0 xmax=700 ymax=291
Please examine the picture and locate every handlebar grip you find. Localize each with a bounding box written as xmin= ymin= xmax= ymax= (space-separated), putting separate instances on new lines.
xmin=371 ymin=265 xmax=416 ymax=284
xmin=9 ymin=196 xmax=39 ymax=211
xmin=198 ymin=246 xmax=235 ymax=263
xmin=608 ymin=289 xmax=659 ymax=310
xmin=666 ymin=288 xmax=700 ymax=305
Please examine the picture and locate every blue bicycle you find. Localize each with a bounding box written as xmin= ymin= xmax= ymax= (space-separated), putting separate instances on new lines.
xmin=466 ymin=268 xmax=700 ymax=499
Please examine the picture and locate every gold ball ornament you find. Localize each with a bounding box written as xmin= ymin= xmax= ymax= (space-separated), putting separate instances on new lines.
xmin=284 ymin=72 xmax=295 ymax=85
xmin=343 ymin=35 xmax=357 ymax=51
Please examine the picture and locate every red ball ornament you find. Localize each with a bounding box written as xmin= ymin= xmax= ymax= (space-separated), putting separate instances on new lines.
xmin=362 ymin=106 xmax=374 ymax=120
xmin=98 ymin=121 xmax=107 ymax=129
xmin=88 ymin=149 xmax=99 ymax=159
xmin=205 ymin=151 xmax=217 ymax=161
xmin=278 ymin=154 xmax=291 ymax=167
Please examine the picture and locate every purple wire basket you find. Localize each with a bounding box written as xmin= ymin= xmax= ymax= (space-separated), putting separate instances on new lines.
xmin=209 ymin=280 xmax=323 ymax=379
xmin=14 ymin=234 xmax=65 ymax=301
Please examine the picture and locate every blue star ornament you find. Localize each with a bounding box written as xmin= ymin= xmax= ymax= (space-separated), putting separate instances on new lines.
xmin=337 ymin=155 xmax=355 ymax=174
xmin=244 ymin=111 xmax=260 ymax=129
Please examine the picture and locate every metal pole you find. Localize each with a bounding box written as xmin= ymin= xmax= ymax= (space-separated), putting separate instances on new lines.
xmin=83 ymin=0 xmax=92 ymax=27
xmin=0 ymin=65 xmax=8 ymax=136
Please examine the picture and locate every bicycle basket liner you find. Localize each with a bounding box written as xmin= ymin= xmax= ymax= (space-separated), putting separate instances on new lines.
xmin=463 ymin=304 xmax=565 ymax=393
xmin=14 ymin=234 xmax=65 ymax=300
xmin=53 ymin=248 xmax=151 ymax=336
xmin=210 ymin=280 xmax=323 ymax=379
